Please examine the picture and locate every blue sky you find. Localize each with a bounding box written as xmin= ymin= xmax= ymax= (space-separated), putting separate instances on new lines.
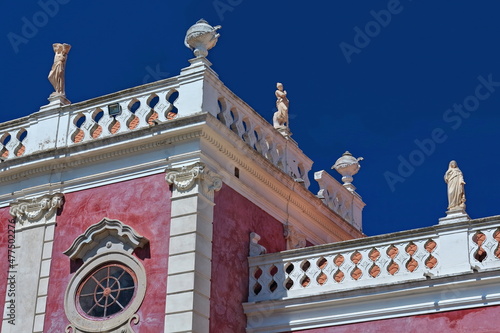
xmin=1 ymin=1 xmax=499 ymax=236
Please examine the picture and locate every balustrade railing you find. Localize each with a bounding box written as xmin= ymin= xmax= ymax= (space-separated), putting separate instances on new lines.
xmin=248 ymin=217 xmax=500 ymax=302
xmin=213 ymin=89 xmax=312 ymax=188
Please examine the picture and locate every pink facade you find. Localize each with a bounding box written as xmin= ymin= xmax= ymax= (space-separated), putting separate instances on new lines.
xmin=295 ymin=306 xmax=500 ymax=333
xmin=43 ymin=174 xmax=171 ymax=332
xmin=0 ymin=207 xmax=11 ymax=332
xmin=210 ymin=184 xmax=287 ymax=332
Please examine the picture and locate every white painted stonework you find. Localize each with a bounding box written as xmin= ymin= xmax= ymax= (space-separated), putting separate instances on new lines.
xmin=165 ymin=162 xmax=222 ymax=333
xmin=63 ymin=218 xmax=149 ymax=333
xmin=244 ymin=215 xmax=500 ymax=332
xmin=3 ymin=193 xmax=63 ymax=333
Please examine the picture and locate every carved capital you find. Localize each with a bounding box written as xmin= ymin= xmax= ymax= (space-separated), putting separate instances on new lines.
xmin=10 ymin=193 xmax=64 ymax=225
xmin=284 ymin=224 xmax=306 ymax=250
xmin=166 ymin=162 xmax=222 ymax=198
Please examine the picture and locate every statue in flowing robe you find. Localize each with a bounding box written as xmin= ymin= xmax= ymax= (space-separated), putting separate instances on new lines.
xmin=273 ymin=82 xmax=289 ymax=129
xmin=48 ymin=43 xmax=71 ymax=97
xmin=444 ymin=160 xmax=466 ymax=211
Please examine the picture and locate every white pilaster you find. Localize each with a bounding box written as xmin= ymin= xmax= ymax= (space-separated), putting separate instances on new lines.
xmin=165 ymin=162 xmax=221 ymax=333
xmin=2 ymin=193 xmax=63 ymax=333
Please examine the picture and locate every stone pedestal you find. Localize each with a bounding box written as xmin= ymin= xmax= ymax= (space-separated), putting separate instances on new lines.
xmin=40 ymin=95 xmax=71 ymax=111
xmin=439 ymin=208 xmax=470 ymax=224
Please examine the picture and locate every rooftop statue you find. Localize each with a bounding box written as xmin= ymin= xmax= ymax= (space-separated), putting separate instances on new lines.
xmin=184 ymin=19 xmax=221 ymax=58
xmin=48 ymin=43 xmax=71 ymax=98
xmin=273 ymin=82 xmax=289 ymax=130
xmin=444 ymin=160 xmax=466 ymax=211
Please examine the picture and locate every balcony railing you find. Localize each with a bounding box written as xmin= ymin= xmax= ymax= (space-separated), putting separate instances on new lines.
xmin=248 ymin=215 xmax=500 ymax=302
xmin=0 ymin=60 xmax=314 ymax=188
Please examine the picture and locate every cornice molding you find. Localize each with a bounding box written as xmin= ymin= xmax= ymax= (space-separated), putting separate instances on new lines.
xmin=200 ymin=123 xmax=363 ymax=241
xmin=0 ymin=129 xmax=202 ymax=184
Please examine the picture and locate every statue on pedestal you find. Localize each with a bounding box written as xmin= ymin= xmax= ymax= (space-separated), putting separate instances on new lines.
xmin=444 ymin=160 xmax=466 ymax=211
xmin=273 ymin=82 xmax=289 ymax=130
xmin=48 ymin=43 xmax=71 ymax=98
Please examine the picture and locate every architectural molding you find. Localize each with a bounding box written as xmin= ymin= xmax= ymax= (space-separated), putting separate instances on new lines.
xmin=3 ymin=193 xmax=63 ymax=332
xmin=164 ymin=161 xmax=221 ymax=332
xmin=63 ymin=218 xmax=150 ymax=261
xmin=9 ymin=193 xmax=64 ymax=225
xmin=283 ymin=224 xmax=307 ymax=250
xmin=201 ymin=122 xmax=363 ymax=242
xmin=63 ymin=219 xmax=148 ymax=333
xmin=64 ymin=252 xmax=146 ymax=333
xmin=0 ymin=128 xmax=203 ymax=184
xmin=244 ymin=270 xmax=500 ymax=332
xmin=166 ymin=162 xmax=222 ymax=200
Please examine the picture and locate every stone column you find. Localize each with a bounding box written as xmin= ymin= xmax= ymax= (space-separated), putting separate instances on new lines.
xmin=2 ymin=193 xmax=63 ymax=333
xmin=164 ymin=162 xmax=221 ymax=332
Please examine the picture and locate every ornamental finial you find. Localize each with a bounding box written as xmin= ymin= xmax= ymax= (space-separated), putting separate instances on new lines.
xmin=184 ymin=19 xmax=221 ymax=58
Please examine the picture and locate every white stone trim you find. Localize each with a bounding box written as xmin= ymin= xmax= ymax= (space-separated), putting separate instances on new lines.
xmin=2 ymin=193 xmax=62 ymax=333
xmin=63 ymin=217 xmax=149 ymax=261
xmin=244 ymin=271 xmax=500 ymax=332
xmin=63 ymin=219 xmax=149 ymax=333
xmin=64 ymin=252 xmax=146 ymax=333
xmin=244 ymin=216 xmax=500 ymax=332
xmin=164 ymin=162 xmax=221 ymax=333
xmin=200 ymin=120 xmax=364 ymax=243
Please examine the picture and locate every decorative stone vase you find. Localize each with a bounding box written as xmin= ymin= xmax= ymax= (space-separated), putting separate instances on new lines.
xmin=332 ymin=151 xmax=363 ymax=190
xmin=184 ymin=19 xmax=221 ymax=58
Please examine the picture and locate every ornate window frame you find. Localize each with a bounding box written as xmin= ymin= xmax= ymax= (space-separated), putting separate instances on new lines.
xmin=63 ymin=218 xmax=149 ymax=333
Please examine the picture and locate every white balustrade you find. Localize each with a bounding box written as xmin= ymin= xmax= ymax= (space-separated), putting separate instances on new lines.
xmin=248 ymin=217 xmax=500 ymax=302
xmin=214 ymin=90 xmax=312 ymax=187
xmin=315 ymin=170 xmax=365 ymax=230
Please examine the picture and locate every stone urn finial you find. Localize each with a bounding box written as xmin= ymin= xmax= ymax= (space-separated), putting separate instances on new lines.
xmin=184 ymin=19 xmax=221 ymax=58
xmin=332 ymin=151 xmax=363 ymax=191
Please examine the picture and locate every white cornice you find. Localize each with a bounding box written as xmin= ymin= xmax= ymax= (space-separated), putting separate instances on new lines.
xmin=0 ymin=111 xmax=363 ymax=243
xmin=201 ymin=116 xmax=364 ymax=242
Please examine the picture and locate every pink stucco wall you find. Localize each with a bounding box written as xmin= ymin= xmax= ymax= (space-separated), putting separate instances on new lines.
xmin=295 ymin=306 xmax=500 ymax=333
xmin=43 ymin=173 xmax=171 ymax=332
xmin=0 ymin=207 xmax=13 ymax=331
xmin=210 ymin=184 xmax=287 ymax=333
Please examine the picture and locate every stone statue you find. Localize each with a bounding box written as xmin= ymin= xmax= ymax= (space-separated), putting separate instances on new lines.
xmin=444 ymin=160 xmax=466 ymax=211
xmin=273 ymin=82 xmax=289 ymax=129
xmin=48 ymin=43 xmax=71 ymax=97
xmin=249 ymin=232 xmax=267 ymax=257
xmin=184 ymin=19 xmax=221 ymax=58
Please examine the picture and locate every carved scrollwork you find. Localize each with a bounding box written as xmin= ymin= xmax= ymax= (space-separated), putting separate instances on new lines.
xmin=166 ymin=162 xmax=222 ymax=198
xmin=9 ymin=193 xmax=64 ymax=224
xmin=165 ymin=164 xmax=203 ymax=190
